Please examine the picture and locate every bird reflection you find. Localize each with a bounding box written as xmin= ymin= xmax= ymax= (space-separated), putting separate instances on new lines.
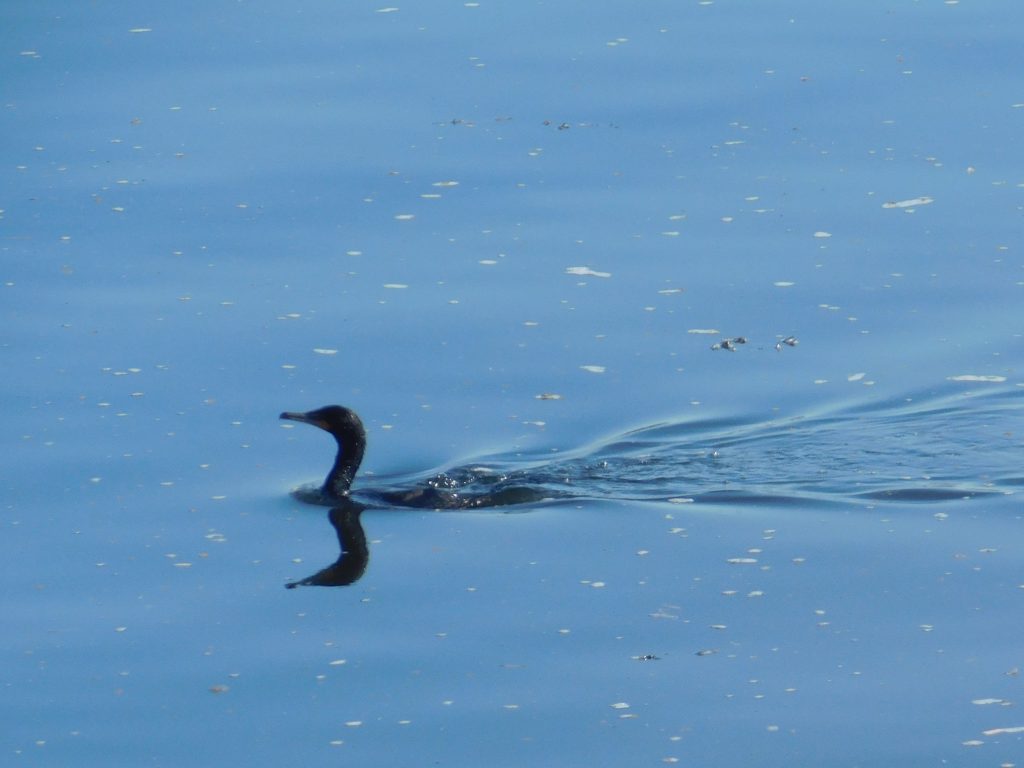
xmin=285 ymin=499 xmax=369 ymax=588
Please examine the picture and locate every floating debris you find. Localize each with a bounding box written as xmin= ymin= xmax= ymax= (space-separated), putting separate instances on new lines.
xmin=981 ymin=725 xmax=1024 ymax=736
xmin=882 ymin=196 xmax=934 ymax=209
xmin=775 ymin=336 xmax=798 ymax=351
xmin=947 ymin=374 xmax=1007 ymax=383
xmin=711 ymin=336 xmax=747 ymax=351
xmin=535 ymin=393 xmax=563 ymax=400
xmin=565 ymin=266 xmax=611 ymax=278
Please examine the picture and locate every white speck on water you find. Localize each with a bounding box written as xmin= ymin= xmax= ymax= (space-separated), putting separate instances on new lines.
xmin=580 ymin=365 xmax=605 ymax=374
xmin=667 ymin=497 xmax=693 ymax=504
xmin=687 ymin=328 xmax=719 ymax=335
xmin=848 ymin=372 xmax=866 ymax=382
xmin=479 ymin=259 xmax=497 ymax=265
xmin=882 ymin=196 xmax=933 ymax=209
xmin=727 ymin=558 xmax=758 ymax=565
xmin=329 ymin=659 xmax=347 ymax=666
xmin=394 ymin=214 xmax=414 ymax=221
xmin=128 ymin=28 xmax=152 ymax=33
xmin=610 ymin=702 xmax=630 ymax=709
xmin=376 ymin=7 xmax=399 ymax=13
xmin=813 ymin=231 xmax=832 ymax=238
xmin=383 ymin=283 xmax=408 ymax=289
xmin=971 ymin=698 xmax=1008 ymax=706
xmin=982 ymin=725 xmax=1024 ymax=736
xmin=565 ymin=266 xmax=611 ymax=278
xmin=947 ymin=374 xmax=1007 ymax=383
xmin=433 ymin=180 xmax=459 ymax=187
xmin=313 ymin=348 xmax=338 ymax=355
xmin=774 ymin=281 xmax=795 ymax=287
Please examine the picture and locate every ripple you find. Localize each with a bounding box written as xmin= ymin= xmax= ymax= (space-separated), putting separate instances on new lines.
xmin=364 ymin=383 xmax=1022 ymax=510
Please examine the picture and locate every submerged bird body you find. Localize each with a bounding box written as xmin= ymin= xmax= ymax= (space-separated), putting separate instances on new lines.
xmin=281 ymin=404 xmax=559 ymax=509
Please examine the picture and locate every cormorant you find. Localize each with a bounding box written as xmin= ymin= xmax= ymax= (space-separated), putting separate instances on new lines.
xmin=281 ymin=404 xmax=559 ymax=508
xmin=280 ymin=405 xmax=366 ymax=501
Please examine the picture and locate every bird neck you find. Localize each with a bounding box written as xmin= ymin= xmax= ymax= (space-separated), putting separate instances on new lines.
xmin=323 ymin=437 xmax=365 ymax=498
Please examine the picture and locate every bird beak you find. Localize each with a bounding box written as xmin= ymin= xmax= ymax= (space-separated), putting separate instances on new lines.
xmin=280 ymin=411 xmax=325 ymax=429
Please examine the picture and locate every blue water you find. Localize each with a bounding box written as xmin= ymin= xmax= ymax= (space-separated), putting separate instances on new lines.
xmin=4 ymin=1 xmax=1023 ymax=765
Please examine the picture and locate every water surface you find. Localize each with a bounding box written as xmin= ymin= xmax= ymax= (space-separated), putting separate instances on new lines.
xmin=4 ymin=1 xmax=1023 ymax=765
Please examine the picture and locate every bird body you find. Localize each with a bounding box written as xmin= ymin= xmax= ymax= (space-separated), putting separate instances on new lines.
xmin=281 ymin=404 xmax=557 ymax=509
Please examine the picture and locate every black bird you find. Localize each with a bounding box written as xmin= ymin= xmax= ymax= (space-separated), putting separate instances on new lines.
xmin=280 ymin=405 xmax=366 ymax=501
xmin=281 ymin=404 xmax=561 ymax=508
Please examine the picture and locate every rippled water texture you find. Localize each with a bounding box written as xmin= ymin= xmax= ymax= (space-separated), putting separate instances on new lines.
xmin=4 ymin=1 xmax=1023 ymax=766
xmin=346 ymin=384 xmax=1020 ymax=508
